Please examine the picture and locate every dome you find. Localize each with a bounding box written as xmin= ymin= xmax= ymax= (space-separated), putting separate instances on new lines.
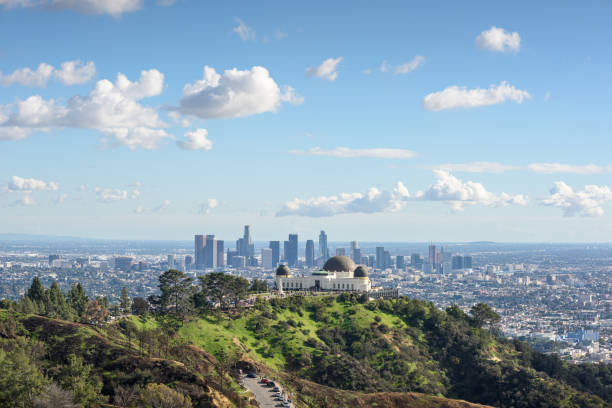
xmin=276 ymin=265 xmax=291 ymax=276
xmin=322 ymin=256 xmax=356 ymax=273
xmin=353 ymin=265 xmax=369 ymax=278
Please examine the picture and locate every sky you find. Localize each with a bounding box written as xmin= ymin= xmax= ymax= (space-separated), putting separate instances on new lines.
xmin=0 ymin=0 xmax=611 ymax=242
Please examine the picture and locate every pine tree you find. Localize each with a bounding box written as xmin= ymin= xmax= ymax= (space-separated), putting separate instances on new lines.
xmin=119 ymin=287 xmax=131 ymax=313
xmin=26 ymin=277 xmax=45 ymax=303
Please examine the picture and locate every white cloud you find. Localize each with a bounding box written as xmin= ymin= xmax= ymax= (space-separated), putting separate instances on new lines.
xmin=94 ymin=187 xmax=128 ymax=203
xmin=55 ymin=193 xmax=68 ymax=204
xmin=289 ymin=147 xmax=417 ymax=159
xmin=6 ymin=175 xmax=59 ymax=192
xmin=306 ymin=57 xmax=342 ymax=81
xmin=435 ymin=162 xmax=612 ymax=174
xmin=541 ymin=181 xmax=612 ymax=217
xmin=199 ymin=198 xmax=218 ymax=214
xmin=277 ymin=182 xmax=411 ymax=217
xmin=394 ymin=56 xmax=425 ymax=74
xmin=0 ymin=60 xmax=96 ymax=87
xmin=476 ymin=26 xmax=521 ymax=52
xmin=0 ymin=63 xmax=54 ymax=87
xmin=0 ymin=0 xmax=143 ymax=16
xmin=176 ymin=128 xmax=212 ymax=151
xmin=12 ymin=194 xmax=36 ymax=207
xmin=0 ymin=69 xmax=170 ymax=149
xmin=423 ymin=81 xmax=531 ymax=111
xmin=54 ymin=60 xmax=96 ymax=85
xmin=233 ymin=18 xmax=255 ymax=41
xmin=178 ymin=65 xmax=302 ymax=119
xmin=415 ymin=170 xmax=527 ymax=211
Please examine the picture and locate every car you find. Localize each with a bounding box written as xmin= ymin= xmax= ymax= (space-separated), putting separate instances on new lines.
xmin=247 ymin=372 xmax=257 ymax=378
xmin=282 ymin=402 xmax=291 ymax=407
xmin=261 ymin=378 xmax=269 ymax=383
xmin=272 ymin=386 xmax=280 ymax=392
xmin=267 ymin=381 xmax=276 ymax=387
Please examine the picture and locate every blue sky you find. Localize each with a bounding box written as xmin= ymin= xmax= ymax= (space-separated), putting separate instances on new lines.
xmin=1 ymin=0 xmax=611 ymax=242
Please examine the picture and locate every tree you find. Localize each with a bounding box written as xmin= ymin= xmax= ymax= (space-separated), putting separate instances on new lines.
xmin=198 ymin=272 xmax=249 ymax=310
xmin=113 ymin=384 xmax=141 ymax=407
xmin=67 ymin=283 xmax=89 ymax=318
xmin=32 ymin=383 xmax=78 ymax=408
xmin=151 ymin=270 xmax=194 ymax=320
xmin=85 ymin=298 xmax=108 ymax=326
xmin=57 ymin=354 xmax=103 ymax=406
xmin=132 ymin=297 xmax=149 ymax=316
xmin=120 ymin=287 xmax=131 ymax=313
xmin=26 ymin=277 xmax=45 ymax=303
xmin=0 ymin=344 xmax=47 ymax=407
xmin=139 ymin=383 xmax=192 ymax=408
xmin=469 ymin=302 xmax=501 ymax=329
xmin=249 ymin=279 xmax=268 ymax=293
xmin=46 ymin=281 xmax=72 ymax=320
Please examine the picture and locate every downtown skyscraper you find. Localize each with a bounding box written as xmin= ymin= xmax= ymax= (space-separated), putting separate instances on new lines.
xmin=305 ymin=239 xmax=315 ymax=267
xmin=318 ymin=230 xmax=329 ymax=260
xmin=286 ymin=234 xmax=298 ymax=267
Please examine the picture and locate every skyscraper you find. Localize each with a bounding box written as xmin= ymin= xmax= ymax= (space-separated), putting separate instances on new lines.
xmin=318 ymin=230 xmax=329 ymax=259
xmin=194 ymin=234 xmax=205 ymax=268
xmin=336 ymin=248 xmax=346 ymax=256
xmin=350 ymin=241 xmax=360 ymax=263
xmin=452 ymin=255 xmax=463 ymax=270
xmin=305 ymin=239 xmax=315 ymax=267
xmin=242 ymin=225 xmax=252 ymax=258
xmin=428 ymin=244 xmax=438 ymax=269
xmin=184 ymin=255 xmax=193 ymax=271
xmin=396 ymin=255 xmax=405 ymax=269
xmin=376 ymin=246 xmax=385 ymax=268
xmin=261 ymin=248 xmax=273 ymax=269
xmin=205 ymin=235 xmax=217 ymax=268
xmin=463 ymin=255 xmax=473 ymax=269
xmin=216 ymin=240 xmax=224 ymax=267
xmin=269 ymin=241 xmax=280 ymax=267
xmin=287 ymin=234 xmax=298 ymax=266
xmin=167 ymin=254 xmax=175 ymax=269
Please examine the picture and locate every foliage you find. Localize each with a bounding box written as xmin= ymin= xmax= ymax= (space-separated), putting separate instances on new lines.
xmin=139 ymin=383 xmax=192 ymax=408
xmin=198 ymin=272 xmax=250 ymax=310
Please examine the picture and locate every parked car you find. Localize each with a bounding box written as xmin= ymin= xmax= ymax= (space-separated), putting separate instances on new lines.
xmin=247 ymin=372 xmax=257 ymax=378
xmin=272 ymin=386 xmax=280 ymax=392
xmin=261 ymin=378 xmax=269 ymax=384
xmin=267 ymin=381 xmax=276 ymax=387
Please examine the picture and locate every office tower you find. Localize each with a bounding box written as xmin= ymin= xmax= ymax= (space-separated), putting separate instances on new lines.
xmin=376 ymin=246 xmax=385 ymax=268
xmin=305 ymin=239 xmax=315 ymax=267
xmin=318 ymin=230 xmax=329 ymax=259
xmin=216 ymin=240 xmax=224 ymax=267
xmin=226 ymin=250 xmax=237 ymax=266
xmin=396 ymin=255 xmax=405 ymax=269
xmin=167 ymin=254 xmax=175 ymax=269
xmin=194 ymin=235 xmax=205 ymax=268
xmin=350 ymin=241 xmax=360 ymax=263
xmin=114 ymin=256 xmax=133 ymax=272
xmin=439 ymin=247 xmax=452 ymax=273
xmin=335 ymin=248 xmax=346 ymax=256
xmin=48 ymin=254 xmax=61 ymax=266
xmin=287 ymin=234 xmax=298 ymax=267
xmin=368 ymin=255 xmax=375 ymax=267
xmin=241 ymin=225 xmax=252 ymax=258
xmin=452 ymin=255 xmax=464 ymax=270
xmin=411 ymin=253 xmax=422 ymax=267
xmin=232 ymin=255 xmax=246 ymax=268
xmin=463 ymin=255 xmax=473 ymax=269
xmin=236 ymin=238 xmax=244 ymax=256
xmin=184 ymin=255 xmax=193 ymax=271
xmin=384 ymin=251 xmax=391 ymax=268
xmin=261 ymin=248 xmax=273 ymax=269
xmin=428 ymin=244 xmax=437 ymax=269
xmin=204 ymin=235 xmax=217 ymax=268
xmin=269 ymin=241 xmax=280 ymax=267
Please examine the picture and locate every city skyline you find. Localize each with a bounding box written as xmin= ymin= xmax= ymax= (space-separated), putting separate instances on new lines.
xmin=1 ymin=1 xmax=612 ymax=242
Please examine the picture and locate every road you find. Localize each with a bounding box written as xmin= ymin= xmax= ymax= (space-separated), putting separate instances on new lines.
xmin=241 ymin=375 xmax=292 ymax=408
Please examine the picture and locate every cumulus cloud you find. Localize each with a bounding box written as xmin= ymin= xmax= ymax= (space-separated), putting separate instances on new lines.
xmin=0 ymin=0 xmax=143 ymax=16
xmin=423 ymin=81 xmax=531 ymax=111
xmin=541 ymin=181 xmax=612 ymax=217
xmin=277 ymin=171 xmax=526 ymax=217
xmin=476 ymin=26 xmax=521 ymax=52
xmin=415 ymin=170 xmax=527 ymax=211
xmin=6 ymin=175 xmax=59 ymax=192
xmin=0 ymin=69 xmax=170 ymax=149
xmin=199 ymin=198 xmax=218 ymax=214
xmin=54 ymin=60 xmax=96 ymax=85
xmin=277 ymin=182 xmax=410 ymax=217
xmin=178 ymin=66 xmax=302 ymax=119
xmin=289 ymin=147 xmax=417 ymax=159
xmin=378 ymin=56 xmax=425 ymax=75
xmin=176 ymin=128 xmax=212 ymax=151
xmin=233 ymin=18 xmax=255 ymax=41
xmin=0 ymin=63 xmax=54 ymax=87
xmin=306 ymin=57 xmax=342 ymax=81
xmin=94 ymin=187 xmax=128 ymax=203
xmin=12 ymin=194 xmax=36 ymax=207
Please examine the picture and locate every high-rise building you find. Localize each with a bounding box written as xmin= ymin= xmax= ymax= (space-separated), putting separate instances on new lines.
xmin=396 ymin=255 xmax=405 ymax=269
xmin=241 ymin=225 xmax=252 ymax=258
xmin=411 ymin=253 xmax=422 ymax=268
xmin=428 ymin=244 xmax=437 ymax=269
xmin=261 ymin=248 xmax=273 ymax=269
xmin=287 ymin=234 xmax=298 ymax=266
xmin=194 ymin=235 xmax=205 ymax=268
xmin=232 ymin=255 xmax=246 ymax=268
xmin=335 ymin=248 xmax=346 ymax=256
xmin=167 ymin=254 xmax=175 ymax=269
xmin=384 ymin=251 xmax=391 ymax=269
xmin=205 ymin=235 xmax=217 ymax=268
xmin=368 ymin=255 xmax=376 ymax=267
xmin=269 ymin=241 xmax=280 ymax=267
xmin=216 ymin=240 xmax=224 ymax=267
xmin=236 ymin=238 xmax=244 ymax=256
xmin=48 ymin=254 xmax=61 ymax=266
xmin=226 ymin=250 xmax=237 ymax=267
xmin=305 ymin=240 xmax=315 ymax=267
xmin=318 ymin=230 xmax=329 ymax=259
xmin=184 ymin=255 xmax=193 ymax=271
xmin=350 ymin=241 xmax=360 ymax=263
xmin=452 ymin=255 xmax=463 ymax=270
xmin=376 ymin=246 xmax=385 ymax=268
xmin=463 ymin=256 xmax=473 ymax=269
xmin=114 ymin=256 xmax=133 ymax=272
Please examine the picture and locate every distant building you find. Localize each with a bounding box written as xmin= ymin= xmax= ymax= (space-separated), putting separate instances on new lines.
xmin=350 ymin=241 xmax=360 ymax=263
xmin=232 ymin=255 xmax=246 ymax=268
xmin=411 ymin=253 xmax=423 ymax=270
xmin=463 ymin=256 xmax=473 ymax=269
xmin=226 ymin=250 xmax=238 ymax=267
xmin=194 ymin=235 xmax=205 ymax=268
xmin=205 ymin=235 xmax=217 ymax=268
xmin=286 ymin=234 xmax=298 ymax=266
xmin=261 ymin=248 xmax=273 ymax=269
xmin=335 ymin=248 xmax=346 ymax=256
xmin=318 ymin=230 xmax=329 ymax=259
xmin=452 ymin=255 xmax=464 ymax=270
xmin=276 ymin=256 xmax=371 ymax=292
xmin=305 ymin=239 xmax=315 ymax=267
xmin=167 ymin=254 xmax=175 ymax=269
xmin=49 ymin=254 xmax=61 ymax=266
xmin=396 ymin=255 xmax=405 ymax=269
xmin=376 ymin=246 xmax=385 ymax=268
xmin=114 ymin=256 xmax=133 ymax=272
xmin=269 ymin=241 xmax=280 ymax=267
xmin=428 ymin=244 xmax=437 ymax=269
xmin=184 ymin=255 xmax=193 ymax=270
xmin=216 ymin=240 xmax=224 ymax=267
